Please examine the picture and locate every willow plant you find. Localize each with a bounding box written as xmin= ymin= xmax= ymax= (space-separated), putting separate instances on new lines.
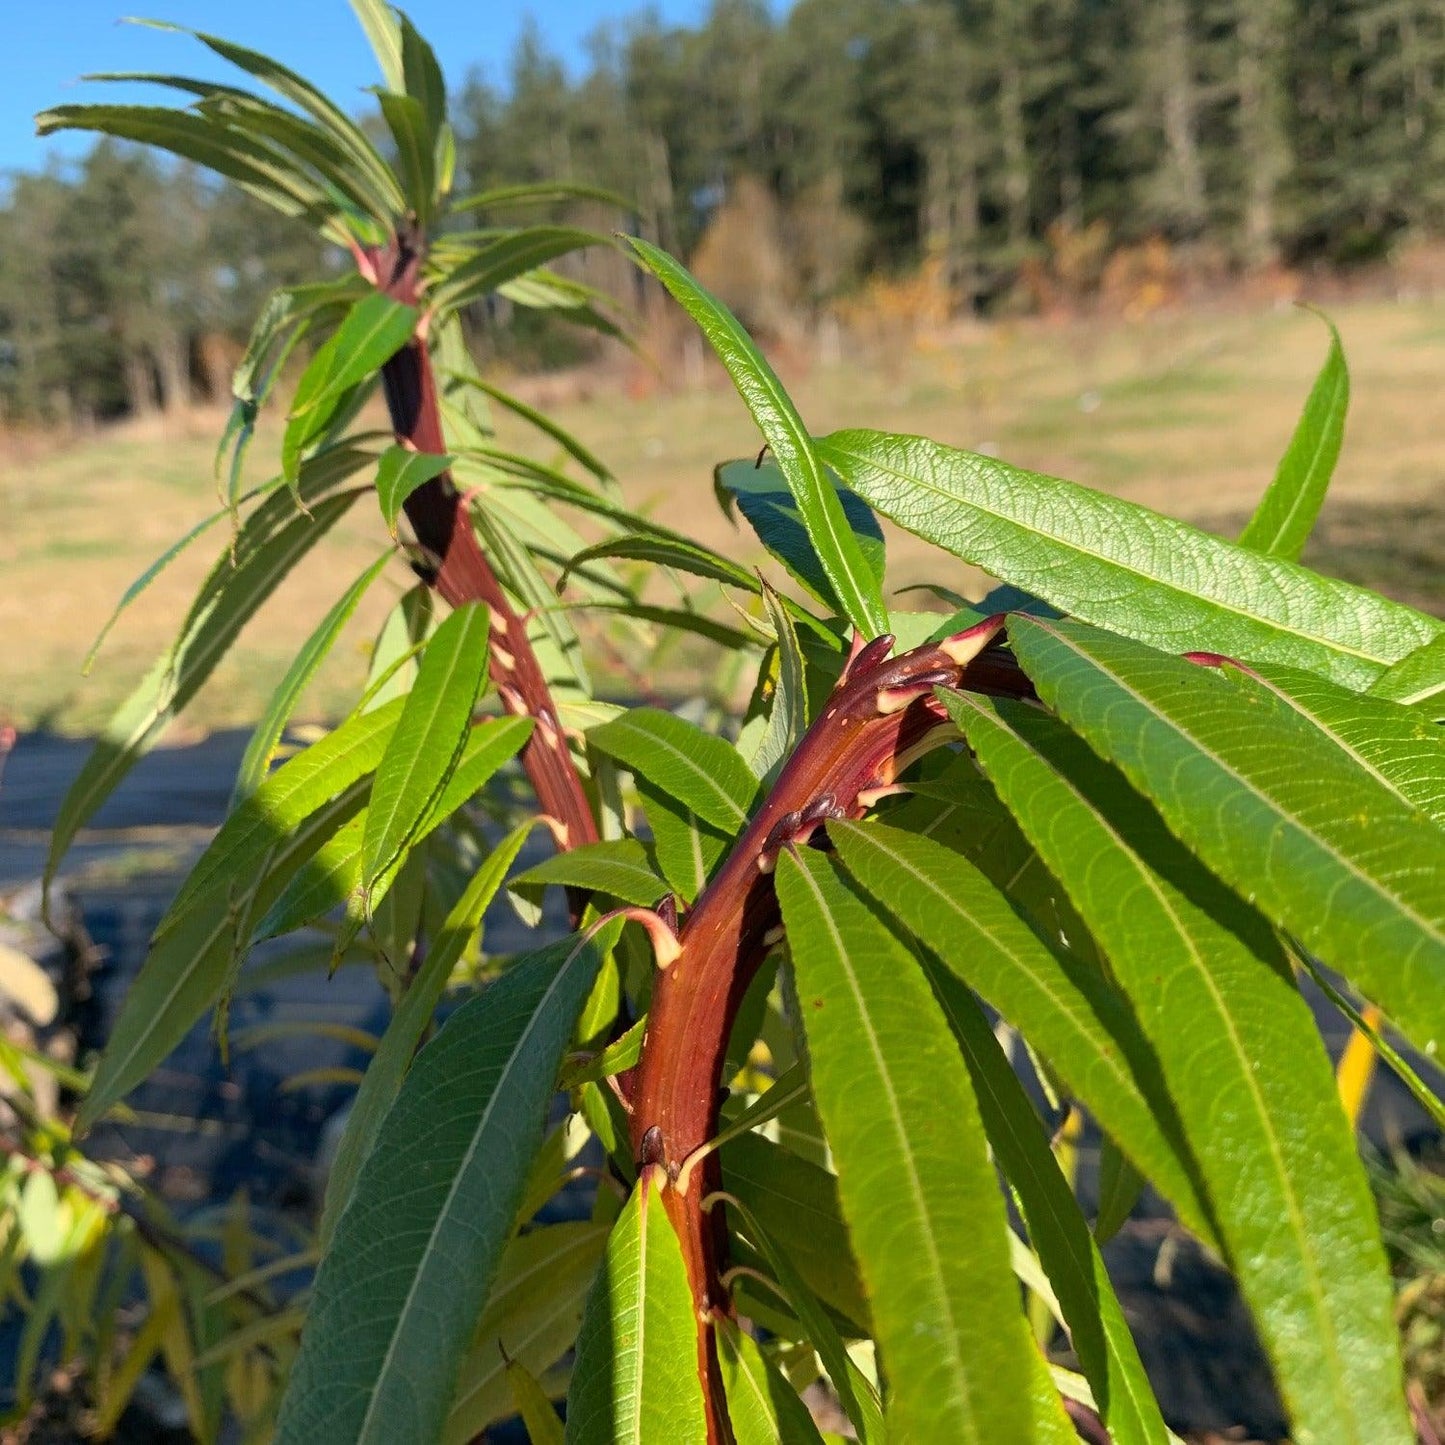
xmin=29 ymin=4 xmax=1445 ymax=1444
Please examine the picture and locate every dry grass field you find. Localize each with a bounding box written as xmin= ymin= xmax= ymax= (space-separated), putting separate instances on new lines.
xmin=3 ymin=294 xmax=1443 ymax=735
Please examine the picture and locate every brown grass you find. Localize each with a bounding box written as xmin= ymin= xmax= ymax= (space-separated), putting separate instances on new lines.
xmin=2 ymin=295 xmax=1442 ymax=734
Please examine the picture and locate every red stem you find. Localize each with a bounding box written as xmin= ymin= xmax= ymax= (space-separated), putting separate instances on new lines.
xmin=628 ymin=625 xmax=1032 ymax=1441
xmin=368 ymin=235 xmax=598 ymax=854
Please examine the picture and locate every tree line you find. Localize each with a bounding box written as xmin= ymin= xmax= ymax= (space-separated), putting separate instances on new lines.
xmin=4 ymin=0 xmax=1443 ymax=426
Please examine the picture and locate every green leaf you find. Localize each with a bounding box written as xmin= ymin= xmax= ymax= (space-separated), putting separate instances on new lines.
xmin=231 ymin=553 xmax=392 ymax=807
xmin=450 ymin=179 xmax=630 ymax=214
xmin=76 ymin=782 xmax=366 ymax=1133
xmin=35 ymin=104 xmax=340 ymax=234
xmin=46 ymin=469 xmax=366 ymax=897
xmin=717 ymin=1318 xmax=825 ymax=1445
xmin=443 ymin=1222 xmax=608 ymax=1445
xmin=638 ymin=788 xmax=730 ymax=904
xmin=283 ymin=294 xmax=417 ymax=481
xmin=718 ymin=1194 xmax=883 ymax=1442
xmin=721 ymin=1133 xmax=869 ymax=1332
xmin=81 ymin=500 xmax=233 ymax=674
xmin=348 ymin=0 xmax=404 ymax=92
xmin=562 ymin=534 xmax=762 ymax=596
xmin=135 ymin=19 xmax=404 ymax=212
xmin=1370 ymin=634 xmax=1445 ymax=715
xmin=507 ymin=1357 xmax=565 ymax=1445
xmin=924 ymin=963 xmax=1169 ymax=1445
xmin=828 ymin=820 xmax=1212 ymax=1242
xmin=445 ymin=372 xmax=613 ymax=483
xmin=166 ymin=696 xmax=405 ymax=927
xmin=1244 ymin=661 xmax=1445 ymax=825
xmin=375 ymin=445 xmax=453 ymax=537
xmin=275 ymin=929 xmax=607 ymax=1445
xmin=1238 ymin=312 xmax=1348 ymax=561
xmin=1094 ymin=1138 xmax=1144 ymax=1247
xmin=376 ymin=91 xmax=435 ymax=223
xmin=945 ymin=690 xmax=1412 ymax=1445
xmin=398 ymin=12 xmax=447 ymax=137
xmin=361 ymin=601 xmax=491 ymax=902
xmin=715 ymin=459 xmax=885 ymax=617
xmin=776 ymin=849 xmax=1043 ymax=1444
xmin=1009 ymin=618 xmax=1445 ymax=1055
xmin=319 ymin=820 xmax=535 ymax=1242
xmin=564 ymin=1173 xmax=708 ymax=1444
xmin=629 ymin=238 xmax=888 ymax=638
xmin=513 ymin=840 xmax=668 ymax=911
xmin=265 ymin=713 xmax=531 ymax=944
xmin=816 ymin=429 xmax=1441 ymax=689
xmin=431 ymin=228 xmax=610 ymax=316
xmin=588 ymin=708 xmax=759 ymax=834
xmin=740 ymin=584 xmax=809 ymax=786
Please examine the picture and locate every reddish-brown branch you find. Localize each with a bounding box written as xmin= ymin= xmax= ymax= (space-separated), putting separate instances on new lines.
xmin=628 ymin=621 xmax=1034 ymax=1442
xmin=367 ymin=233 xmax=598 ymax=854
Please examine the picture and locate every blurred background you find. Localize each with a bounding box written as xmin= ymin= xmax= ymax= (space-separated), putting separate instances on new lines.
xmin=3 ymin=0 xmax=1445 ymax=733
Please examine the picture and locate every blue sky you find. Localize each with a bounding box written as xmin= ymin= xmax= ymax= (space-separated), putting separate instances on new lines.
xmin=6 ymin=0 xmax=715 ymax=173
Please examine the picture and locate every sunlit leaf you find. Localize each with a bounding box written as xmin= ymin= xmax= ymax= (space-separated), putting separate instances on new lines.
xmin=817 ymin=429 xmax=1441 ymax=689
xmin=1009 ymin=617 xmax=1445 ymax=1056
xmin=776 ymin=848 xmax=1047 ymax=1443
xmin=629 ymin=239 xmax=888 ymax=638
xmin=1238 ymin=311 xmax=1348 ymax=561
xmin=565 ymin=1173 xmax=708 ymax=1444
xmin=945 ymin=690 xmax=1411 ymax=1445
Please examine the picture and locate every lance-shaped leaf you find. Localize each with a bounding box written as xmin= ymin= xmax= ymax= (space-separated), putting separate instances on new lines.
xmin=231 ymin=552 xmax=392 ymax=807
xmin=35 ymin=104 xmax=340 ymax=234
xmin=816 ymin=429 xmax=1441 ymax=689
xmin=444 ymin=1221 xmax=608 ymax=1444
xmin=349 ymin=0 xmax=405 ymax=91
xmin=719 ymin=1194 xmax=883 ymax=1442
xmin=1370 ymin=634 xmax=1445 ymax=715
xmin=717 ymin=1318 xmax=825 ymax=1445
xmin=430 ymin=227 xmax=611 ymax=315
xmin=1242 ymin=661 xmax=1445 ymax=826
xmin=565 ymin=1173 xmax=707 ymax=1444
xmin=589 ymin=708 xmax=759 ymax=835
xmin=829 ymin=820 xmax=1211 ymax=1241
xmin=377 ymin=91 xmax=435 ymax=223
xmin=1238 ymin=313 xmax=1348 ymax=561
xmin=275 ymin=929 xmax=607 ymax=1445
xmin=629 ymin=239 xmax=889 ymax=638
xmin=75 ymin=782 xmax=366 ymax=1133
xmin=514 ymin=840 xmax=668 ymax=912
xmin=361 ymin=601 xmax=491 ymax=904
xmin=135 ymin=18 xmax=404 ymax=210
xmin=282 ymin=294 xmax=417 ymax=480
xmin=449 ymin=372 xmax=613 ymax=483
xmin=375 ymin=446 xmax=453 ymax=537
xmin=164 ymin=695 xmax=404 ymax=928
xmin=319 ymin=820 xmax=535 ymax=1241
xmin=721 ymin=1133 xmax=870 ymax=1332
xmin=776 ymin=848 xmax=1042 ymax=1444
xmin=715 ymin=459 xmax=885 ymax=617
xmin=1009 ymin=617 xmax=1445 ymax=1055
xmin=737 ymin=584 xmax=809 ymax=787
xmin=924 ymin=961 xmax=1169 ymax=1445
xmin=945 ymin=690 xmax=1412 ymax=1445
xmin=46 ymin=466 xmax=368 ymax=896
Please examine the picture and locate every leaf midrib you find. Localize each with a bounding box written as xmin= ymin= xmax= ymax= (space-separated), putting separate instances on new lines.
xmin=963 ymin=697 xmax=1358 ymax=1437
xmin=822 ymin=435 xmax=1418 ymax=671
xmin=1038 ymin=623 xmax=1445 ymax=949
xmin=352 ymin=940 xmax=589 ymax=1445
xmin=788 ymin=855 xmax=982 ymax=1440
